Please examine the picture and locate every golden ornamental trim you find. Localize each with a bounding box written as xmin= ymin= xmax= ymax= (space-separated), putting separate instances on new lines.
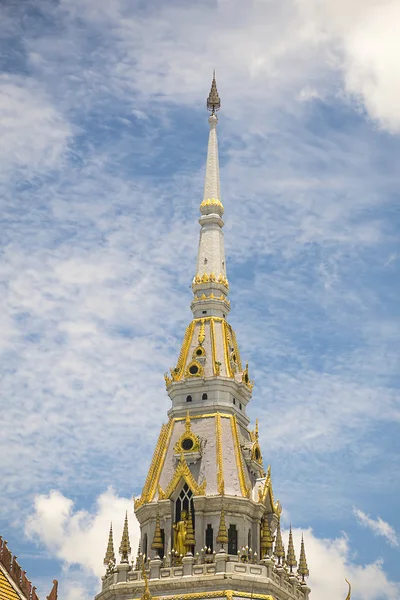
xmin=133 ymin=590 xmax=275 ymax=600
xmin=192 ymin=273 xmax=229 ymax=289
xmin=231 ymin=415 xmax=250 ymax=498
xmin=200 ymin=198 xmax=224 ymax=210
xmin=174 ymin=412 xmax=201 ymax=454
xmin=172 ymin=321 xmax=196 ymax=382
xmin=193 ymin=293 xmax=230 ymax=305
xmin=210 ymin=318 xmax=217 ymax=376
xmin=222 ymin=320 xmax=233 ymax=378
xmin=241 ymin=362 xmax=254 ymax=390
xmin=164 ymin=454 xmax=206 ymax=498
xmin=215 ymin=413 xmax=225 ymax=495
xmin=229 ymin=324 xmax=243 ymax=372
xmin=251 ymin=441 xmax=263 ymax=465
xmin=184 ymin=360 xmax=203 ymax=379
xmin=258 ymin=465 xmax=281 ymax=515
xmin=198 ymin=319 xmax=205 ymax=345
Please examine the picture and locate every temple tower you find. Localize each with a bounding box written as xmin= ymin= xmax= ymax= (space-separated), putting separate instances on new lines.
xmin=96 ymin=74 xmax=311 ymax=600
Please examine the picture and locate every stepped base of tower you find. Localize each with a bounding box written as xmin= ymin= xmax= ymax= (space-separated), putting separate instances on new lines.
xmin=97 ymin=552 xmax=310 ymax=600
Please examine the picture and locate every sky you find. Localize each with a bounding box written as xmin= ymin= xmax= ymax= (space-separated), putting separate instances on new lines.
xmin=1 ymin=0 xmax=399 ymax=599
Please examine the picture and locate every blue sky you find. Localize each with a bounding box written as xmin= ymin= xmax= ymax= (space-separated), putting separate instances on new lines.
xmin=1 ymin=0 xmax=399 ymax=599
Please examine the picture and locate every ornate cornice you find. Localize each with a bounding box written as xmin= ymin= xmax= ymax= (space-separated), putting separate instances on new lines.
xmin=231 ymin=415 xmax=250 ymax=498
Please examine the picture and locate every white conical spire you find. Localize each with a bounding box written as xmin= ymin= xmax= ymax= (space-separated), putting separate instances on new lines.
xmin=191 ymin=73 xmax=229 ymax=319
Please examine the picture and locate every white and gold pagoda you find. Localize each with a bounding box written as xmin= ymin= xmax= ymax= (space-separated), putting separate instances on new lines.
xmin=96 ymin=74 xmax=312 ymax=600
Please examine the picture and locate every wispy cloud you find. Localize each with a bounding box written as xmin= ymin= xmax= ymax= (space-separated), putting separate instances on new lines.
xmin=354 ymin=508 xmax=399 ymax=548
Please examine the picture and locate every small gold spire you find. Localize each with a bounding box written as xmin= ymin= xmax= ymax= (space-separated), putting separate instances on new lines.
xmin=104 ymin=522 xmax=116 ymax=566
xmin=119 ymin=511 xmax=131 ymax=563
xmin=141 ymin=561 xmax=152 ymax=600
xmin=135 ymin=540 xmax=142 ymax=570
xmin=216 ymin=506 xmax=228 ymax=548
xmin=184 ymin=510 xmax=196 ymax=550
xmin=345 ymin=579 xmax=352 ymax=600
xmin=273 ymin=517 xmax=285 ymax=565
xmin=151 ymin=511 xmax=164 ymax=553
xmin=297 ymin=534 xmax=309 ymax=582
xmin=185 ymin=411 xmax=191 ymax=433
xmin=207 ymin=71 xmax=221 ymax=114
xmin=286 ymin=525 xmax=297 ymax=573
xmin=260 ymin=516 xmax=274 ymax=558
xmin=255 ymin=418 xmax=259 ymax=440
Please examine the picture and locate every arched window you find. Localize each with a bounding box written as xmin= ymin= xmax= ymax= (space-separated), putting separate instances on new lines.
xmin=186 ymin=395 xmax=192 ymax=402
xmin=175 ymin=483 xmax=194 ymax=524
xmin=202 ymin=393 xmax=208 ymax=400
xmin=239 ymin=403 xmax=242 ymax=410
xmin=205 ymin=524 xmax=213 ymax=552
xmin=143 ymin=533 xmax=148 ymax=559
xmin=233 ymin=398 xmax=236 ymax=405
xmin=228 ymin=524 xmax=238 ymax=555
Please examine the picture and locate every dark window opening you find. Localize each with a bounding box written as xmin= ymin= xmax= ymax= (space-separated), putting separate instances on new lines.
xmin=233 ymin=398 xmax=236 ymax=405
xmin=196 ymin=348 xmax=203 ymax=356
xmin=186 ymin=395 xmax=192 ymax=402
xmin=239 ymin=403 xmax=242 ymax=410
xmin=182 ymin=438 xmax=194 ymax=451
xmin=228 ymin=524 xmax=238 ymax=555
xmin=202 ymin=393 xmax=208 ymax=400
xmin=255 ymin=448 xmax=260 ymax=461
xmin=223 ymin=314 xmax=226 ymax=318
xmin=248 ymin=529 xmax=252 ymax=549
xmin=158 ymin=529 xmax=165 ymax=558
xmin=206 ymin=524 xmax=214 ymax=552
xmin=143 ymin=533 xmax=148 ymax=559
xmin=189 ymin=364 xmax=199 ymax=375
xmin=202 ymin=310 xmax=207 ymax=315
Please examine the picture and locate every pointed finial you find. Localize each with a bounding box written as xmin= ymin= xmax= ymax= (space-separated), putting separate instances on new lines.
xmin=207 ymin=71 xmax=221 ymax=114
xmin=286 ymin=525 xmax=297 ymax=573
xmin=260 ymin=515 xmax=274 ymax=558
xmin=119 ymin=511 xmax=131 ymax=563
xmin=104 ymin=522 xmax=116 ymax=566
xmin=345 ymin=579 xmax=352 ymax=600
xmin=216 ymin=506 xmax=228 ymax=548
xmin=185 ymin=411 xmax=191 ymax=432
xmin=297 ymin=534 xmax=309 ymax=582
xmin=184 ymin=510 xmax=196 ymax=551
xmin=135 ymin=540 xmax=142 ymax=571
xmin=273 ymin=517 xmax=285 ymax=565
xmin=255 ymin=418 xmax=259 ymax=440
xmin=151 ymin=511 xmax=164 ymax=555
xmin=141 ymin=560 xmax=152 ymax=600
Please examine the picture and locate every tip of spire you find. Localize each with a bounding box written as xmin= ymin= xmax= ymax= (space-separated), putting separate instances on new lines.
xmin=207 ymin=71 xmax=221 ymax=114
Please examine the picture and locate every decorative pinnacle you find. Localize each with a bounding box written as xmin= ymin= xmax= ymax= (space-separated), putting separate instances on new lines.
xmin=151 ymin=511 xmax=164 ymax=553
xmin=216 ymin=507 xmax=228 ymax=548
xmin=184 ymin=510 xmax=196 ymax=550
xmin=207 ymin=71 xmax=221 ymax=114
xmin=260 ymin=516 xmax=274 ymax=558
xmin=104 ymin=523 xmax=116 ymax=566
xmin=286 ymin=525 xmax=297 ymax=572
xmin=297 ymin=534 xmax=309 ymax=581
xmin=273 ymin=517 xmax=285 ymax=564
xmin=119 ymin=511 xmax=131 ymax=563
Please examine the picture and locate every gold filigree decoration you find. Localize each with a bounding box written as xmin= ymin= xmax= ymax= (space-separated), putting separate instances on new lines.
xmin=251 ymin=441 xmax=263 ymax=464
xmin=200 ymin=198 xmax=224 ymax=210
xmin=172 ymin=321 xmax=196 ymax=382
xmin=215 ymin=413 xmax=225 ymax=494
xmin=198 ymin=319 xmax=205 ymax=345
xmin=231 ymin=415 xmax=250 ymax=498
xmin=192 ymin=273 xmax=229 ymax=289
xmin=192 ymin=294 xmax=230 ymax=305
xmin=258 ymin=465 xmax=281 ymax=515
xmin=222 ymin=320 xmax=233 ymax=378
xmin=134 ymin=419 xmax=174 ymax=509
xmin=229 ymin=324 xmax=243 ymax=372
xmin=210 ymin=319 xmax=217 ymax=376
xmin=174 ymin=412 xmax=201 ymax=454
xmin=158 ymin=485 xmax=166 ymax=500
xmin=163 ymin=454 xmax=206 ymax=498
xmin=241 ymin=361 xmax=254 ymax=390
xmin=192 ymin=345 xmax=205 ymax=359
xmin=184 ymin=360 xmax=203 ymax=378
xmin=132 ymin=590 xmax=275 ymax=600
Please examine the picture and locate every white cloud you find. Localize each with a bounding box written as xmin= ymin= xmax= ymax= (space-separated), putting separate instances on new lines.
xmin=0 ymin=75 xmax=71 ymax=174
xmin=354 ymin=508 xmax=399 ymax=548
xmin=24 ymin=490 xmax=399 ymax=600
xmin=25 ymin=488 xmax=139 ymax=579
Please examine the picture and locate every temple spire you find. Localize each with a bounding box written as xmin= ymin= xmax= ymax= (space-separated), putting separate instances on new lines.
xmin=273 ymin=517 xmax=285 ymax=565
xmin=297 ymin=534 xmax=309 ymax=582
xmin=191 ymin=72 xmax=229 ymax=319
xmin=104 ymin=523 xmax=115 ymax=566
xmin=119 ymin=511 xmax=131 ymax=563
xmin=216 ymin=507 xmax=228 ymax=549
xmin=151 ymin=511 xmax=163 ymax=556
xmin=286 ymin=525 xmax=297 ymax=573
